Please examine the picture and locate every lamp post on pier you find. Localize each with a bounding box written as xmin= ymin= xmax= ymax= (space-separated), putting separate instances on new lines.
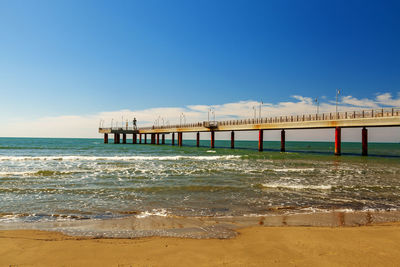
xmin=315 ymin=97 xmax=319 ymax=114
xmin=336 ymin=89 xmax=341 ymax=115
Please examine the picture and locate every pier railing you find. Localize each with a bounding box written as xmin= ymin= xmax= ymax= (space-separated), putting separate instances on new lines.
xmin=99 ymin=126 xmax=137 ymax=131
xmin=136 ymin=107 xmax=400 ymax=130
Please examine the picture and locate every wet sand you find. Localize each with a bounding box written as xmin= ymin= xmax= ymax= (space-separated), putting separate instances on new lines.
xmin=1 ymin=223 xmax=400 ymax=266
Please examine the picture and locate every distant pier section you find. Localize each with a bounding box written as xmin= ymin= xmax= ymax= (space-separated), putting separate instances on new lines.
xmin=99 ymin=108 xmax=400 ymax=156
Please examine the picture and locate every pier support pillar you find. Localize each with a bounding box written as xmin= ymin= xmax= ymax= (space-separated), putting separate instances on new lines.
xmin=335 ymin=127 xmax=341 ymax=156
xmin=281 ymin=130 xmax=285 ymax=152
xmin=231 ymin=131 xmax=234 ymax=149
xmin=115 ymin=134 xmax=120 ymax=144
xmin=133 ymin=134 xmax=137 ymax=144
xmin=151 ymin=134 xmax=155 ymax=144
xmin=139 ymin=134 xmax=142 ymax=144
xmin=196 ymin=132 xmax=200 ymax=147
xmin=144 ymin=134 xmax=147 ymax=144
xmin=104 ymin=133 xmax=108 ymax=144
xmin=362 ymin=127 xmax=368 ymax=156
xmin=156 ymin=133 xmax=160 ymax=145
xmin=172 ymin=133 xmax=175 ymax=145
xmin=210 ymin=131 xmax=215 ymax=148
xmin=123 ymin=134 xmax=127 ymax=144
xmin=178 ymin=132 xmax=183 ymax=146
xmin=258 ymin=130 xmax=263 ymax=151
xmin=162 ymin=134 xmax=165 ymax=144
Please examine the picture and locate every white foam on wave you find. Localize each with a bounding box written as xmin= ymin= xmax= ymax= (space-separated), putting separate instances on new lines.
xmin=136 ymin=209 xmax=169 ymax=218
xmin=0 ymin=155 xmax=241 ymax=162
xmin=262 ymin=183 xmax=332 ymax=190
xmin=272 ymin=168 xmax=315 ymax=172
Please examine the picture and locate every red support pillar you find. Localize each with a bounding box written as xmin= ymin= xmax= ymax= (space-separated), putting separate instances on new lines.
xmin=162 ymin=134 xmax=165 ymax=144
xmin=210 ymin=131 xmax=215 ymax=148
xmin=139 ymin=134 xmax=142 ymax=144
xmin=144 ymin=134 xmax=147 ymax=144
xmin=196 ymin=132 xmax=200 ymax=147
xmin=114 ymin=133 xmax=117 ymax=144
xmin=123 ymin=134 xmax=127 ymax=144
xmin=281 ymin=129 xmax=285 ymax=152
xmin=258 ymin=130 xmax=263 ymax=152
xmin=172 ymin=133 xmax=175 ymax=145
xmin=335 ymin=127 xmax=341 ymax=156
xmin=231 ymin=131 xmax=234 ymax=149
xmin=104 ymin=133 xmax=108 ymax=144
xmin=156 ymin=133 xmax=160 ymax=145
xmin=152 ymin=134 xmax=155 ymax=144
xmin=133 ymin=134 xmax=137 ymax=144
xmin=362 ymin=127 xmax=368 ymax=156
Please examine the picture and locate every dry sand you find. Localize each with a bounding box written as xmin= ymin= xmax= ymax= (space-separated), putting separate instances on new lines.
xmin=1 ymin=223 xmax=400 ymax=267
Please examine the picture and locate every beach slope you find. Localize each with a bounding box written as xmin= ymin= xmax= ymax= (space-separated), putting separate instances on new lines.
xmin=1 ymin=224 xmax=400 ymax=266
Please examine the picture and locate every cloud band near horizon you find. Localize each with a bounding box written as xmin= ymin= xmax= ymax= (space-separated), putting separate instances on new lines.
xmin=1 ymin=93 xmax=400 ymax=141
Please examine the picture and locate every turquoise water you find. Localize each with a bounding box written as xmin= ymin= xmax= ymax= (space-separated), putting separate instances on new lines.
xmin=0 ymin=137 xmax=400 ymax=224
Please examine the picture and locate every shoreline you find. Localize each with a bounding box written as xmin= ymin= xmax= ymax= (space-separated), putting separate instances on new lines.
xmin=1 ymin=222 xmax=400 ymax=266
xmin=1 ymin=210 xmax=400 ymax=239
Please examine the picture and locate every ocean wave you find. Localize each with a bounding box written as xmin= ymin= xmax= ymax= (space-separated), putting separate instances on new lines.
xmin=0 ymin=155 xmax=241 ymax=161
xmin=272 ymin=168 xmax=315 ymax=172
xmin=262 ymin=183 xmax=332 ymax=190
xmin=0 ymin=170 xmax=87 ymax=177
xmin=136 ymin=209 xmax=169 ymax=218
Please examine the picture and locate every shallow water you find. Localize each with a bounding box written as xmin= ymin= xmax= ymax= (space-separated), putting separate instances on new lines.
xmin=0 ymin=137 xmax=399 ymax=237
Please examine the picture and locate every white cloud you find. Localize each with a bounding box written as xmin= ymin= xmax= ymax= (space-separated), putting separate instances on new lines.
xmin=1 ymin=93 xmax=399 ymax=141
xmin=376 ymin=92 xmax=400 ymax=106
xmin=341 ymin=96 xmax=378 ymax=108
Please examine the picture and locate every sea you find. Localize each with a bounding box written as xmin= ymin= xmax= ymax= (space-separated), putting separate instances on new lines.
xmin=1 ymin=137 xmax=400 ymax=238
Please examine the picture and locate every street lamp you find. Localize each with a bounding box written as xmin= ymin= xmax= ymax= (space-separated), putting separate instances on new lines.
xmin=208 ymin=108 xmax=215 ymax=123
xmin=315 ymin=97 xmax=319 ymax=114
xmin=336 ymin=88 xmax=341 ymax=114
xmin=180 ymin=113 xmax=186 ymax=126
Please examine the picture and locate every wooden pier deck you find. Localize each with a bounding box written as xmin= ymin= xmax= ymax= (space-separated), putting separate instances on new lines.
xmin=99 ymin=108 xmax=400 ymax=156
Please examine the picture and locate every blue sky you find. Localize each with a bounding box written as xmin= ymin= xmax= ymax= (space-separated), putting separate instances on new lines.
xmin=0 ymin=0 xmax=399 ymax=138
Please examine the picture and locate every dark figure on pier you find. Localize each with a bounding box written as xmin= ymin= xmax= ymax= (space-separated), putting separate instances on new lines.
xmin=133 ymin=118 xmax=137 ymax=130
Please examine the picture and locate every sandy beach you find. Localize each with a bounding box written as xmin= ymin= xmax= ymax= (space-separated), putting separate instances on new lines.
xmin=1 ymin=223 xmax=400 ymax=267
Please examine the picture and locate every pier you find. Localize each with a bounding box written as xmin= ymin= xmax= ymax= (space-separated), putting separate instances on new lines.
xmin=99 ymin=108 xmax=400 ymax=156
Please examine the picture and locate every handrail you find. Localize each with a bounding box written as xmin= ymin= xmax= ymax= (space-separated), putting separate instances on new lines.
xmin=100 ymin=107 xmax=400 ymax=131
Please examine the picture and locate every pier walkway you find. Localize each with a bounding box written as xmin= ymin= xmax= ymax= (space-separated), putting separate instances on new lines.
xmin=99 ymin=108 xmax=400 ymax=156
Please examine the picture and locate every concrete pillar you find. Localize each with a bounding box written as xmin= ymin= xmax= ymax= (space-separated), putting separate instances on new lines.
xmin=335 ymin=127 xmax=341 ymax=156
xmin=196 ymin=132 xmax=200 ymax=147
xmin=162 ymin=134 xmax=165 ymax=144
xmin=281 ymin=129 xmax=285 ymax=152
xmin=231 ymin=131 xmax=234 ymax=149
xmin=144 ymin=134 xmax=147 ymax=144
xmin=123 ymin=134 xmax=127 ymax=144
xmin=104 ymin=133 xmax=108 ymax=144
xmin=178 ymin=132 xmax=183 ymax=146
xmin=139 ymin=134 xmax=142 ymax=144
xmin=114 ymin=133 xmax=117 ymax=144
xmin=172 ymin=133 xmax=175 ymax=146
xmin=156 ymin=133 xmax=160 ymax=145
xmin=362 ymin=127 xmax=368 ymax=156
xmin=210 ymin=131 xmax=215 ymax=148
xmin=258 ymin=130 xmax=263 ymax=152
